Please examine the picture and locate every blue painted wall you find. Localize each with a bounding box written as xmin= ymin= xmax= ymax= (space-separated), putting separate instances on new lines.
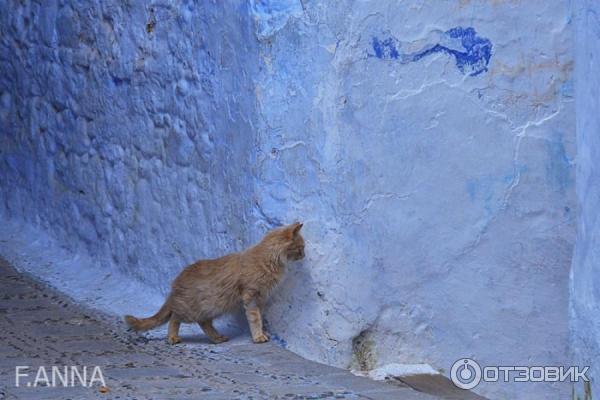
xmin=0 ymin=0 xmax=259 ymax=292
xmin=571 ymin=0 xmax=600 ymax=397
xmin=250 ymin=2 xmax=575 ymax=399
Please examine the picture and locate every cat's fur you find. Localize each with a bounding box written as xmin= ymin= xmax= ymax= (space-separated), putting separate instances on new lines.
xmin=124 ymin=222 xmax=305 ymax=344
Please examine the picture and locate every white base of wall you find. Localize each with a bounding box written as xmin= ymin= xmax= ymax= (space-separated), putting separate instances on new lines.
xmin=352 ymin=363 xmax=440 ymax=381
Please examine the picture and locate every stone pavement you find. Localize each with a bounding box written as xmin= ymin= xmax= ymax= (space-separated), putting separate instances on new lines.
xmin=0 ymin=257 xmax=439 ymax=400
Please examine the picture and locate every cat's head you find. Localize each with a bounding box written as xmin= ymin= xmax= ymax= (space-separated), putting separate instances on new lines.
xmin=263 ymin=222 xmax=306 ymax=262
xmin=283 ymin=222 xmax=305 ymax=261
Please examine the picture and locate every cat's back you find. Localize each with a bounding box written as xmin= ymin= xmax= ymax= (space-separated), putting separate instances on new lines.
xmin=172 ymin=252 xmax=240 ymax=289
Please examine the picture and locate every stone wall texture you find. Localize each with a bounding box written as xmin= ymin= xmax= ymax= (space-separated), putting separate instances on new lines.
xmin=0 ymin=0 xmax=259 ymax=290
xmin=0 ymin=1 xmax=577 ymax=399
xmin=571 ymin=0 xmax=600 ymax=397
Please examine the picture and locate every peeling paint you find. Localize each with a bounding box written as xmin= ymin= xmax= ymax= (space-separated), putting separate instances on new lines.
xmin=249 ymin=0 xmax=303 ymax=40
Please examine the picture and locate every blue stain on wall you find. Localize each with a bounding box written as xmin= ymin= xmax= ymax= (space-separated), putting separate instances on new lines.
xmin=372 ymin=36 xmax=401 ymax=60
xmin=371 ymin=27 xmax=493 ymax=76
xmin=270 ymin=333 xmax=288 ymax=348
xmin=545 ymin=138 xmax=572 ymax=193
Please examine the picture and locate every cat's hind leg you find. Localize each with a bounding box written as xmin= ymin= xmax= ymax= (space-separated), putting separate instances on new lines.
xmin=199 ymin=320 xmax=229 ymax=344
xmin=167 ymin=317 xmax=182 ymax=345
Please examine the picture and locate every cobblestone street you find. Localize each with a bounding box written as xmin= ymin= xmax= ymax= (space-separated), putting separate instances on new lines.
xmin=0 ymin=257 xmax=439 ymax=400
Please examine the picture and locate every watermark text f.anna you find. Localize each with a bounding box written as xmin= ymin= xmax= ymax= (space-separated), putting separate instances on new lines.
xmin=15 ymin=365 xmax=106 ymax=388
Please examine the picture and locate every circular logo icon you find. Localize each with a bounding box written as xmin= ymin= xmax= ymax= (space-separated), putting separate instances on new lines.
xmin=450 ymin=358 xmax=482 ymax=390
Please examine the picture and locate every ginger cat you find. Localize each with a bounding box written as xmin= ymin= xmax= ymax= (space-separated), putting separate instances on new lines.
xmin=124 ymin=222 xmax=305 ymax=344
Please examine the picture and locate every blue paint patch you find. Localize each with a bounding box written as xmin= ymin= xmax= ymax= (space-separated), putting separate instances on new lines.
xmin=545 ymin=138 xmax=572 ymax=192
xmin=465 ymin=167 xmax=524 ymax=210
xmin=466 ymin=180 xmax=478 ymax=201
xmin=371 ymin=27 xmax=493 ymax=76
xmin=112 ymin=76 xmax=131 ymax=86
xmin=270 ymin=333 xmax=288 ymax=348
xmin=560 ymin=79 xmax=574 ymax=98
xmin=372 ymin=37 xmax=400 ymax=60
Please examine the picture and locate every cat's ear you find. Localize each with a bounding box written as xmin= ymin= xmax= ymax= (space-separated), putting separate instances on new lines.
xmin=292 ymin=222 xmax=303 ymax=236
xmin=284 ymin=222 xmax=303 ymax=239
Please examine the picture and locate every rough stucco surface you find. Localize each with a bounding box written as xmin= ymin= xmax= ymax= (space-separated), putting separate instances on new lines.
xmin=571 ymin=0 xmax=600 ymax=397
xmin=0 ymin=1 xmax=576 ymax=399
xmin=0 ymin=0 xmax=258 ymax=293
xmin=251 ymin=2 xmax=575 ymax=399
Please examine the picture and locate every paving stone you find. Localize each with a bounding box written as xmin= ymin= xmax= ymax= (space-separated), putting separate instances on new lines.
xmin=66 ymin=351 xmax=158 ymax=368
xmin=1 ymin=284 xmax=35 ymax=297
xmin=5 ymin=385 xmax=105 ymax=400
xmin=24 ymin=323 xmax=106 ymax=338
xmin=104 ymin=366 xmax=190 ymax=380
xmin=263 ymin=360 xmax=350 ymax=378
xmin=251 ymin=384 xmax=351 ymax=397
xmin=362 ymin=388 xmax=438 ymax=400
xmin=1 ymin=298 xmax=54 ymax=311
xmin=4 ymin=309 xmax=78 ymax=324
xmin=398 ymin=374 xmax=488 ymax=399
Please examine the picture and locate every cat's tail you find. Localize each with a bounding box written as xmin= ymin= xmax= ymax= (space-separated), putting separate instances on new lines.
xmin=124 ymin=299 xmax=171 ymax=332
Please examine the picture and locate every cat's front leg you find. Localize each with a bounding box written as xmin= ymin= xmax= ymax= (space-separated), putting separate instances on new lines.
xmin=242 ymin=291 xmax=269 ymax=343
xmin=255 ymin=297 xmax=270 ymax=340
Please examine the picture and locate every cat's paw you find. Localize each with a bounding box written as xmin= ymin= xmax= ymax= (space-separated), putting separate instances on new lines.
xmin=167 ymin=335 xmax=182 ymax=345
xmin=211 ymin=335 xmax=229 ymax=344
xmin=252 ymin=333 xmax=269 ymax=344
